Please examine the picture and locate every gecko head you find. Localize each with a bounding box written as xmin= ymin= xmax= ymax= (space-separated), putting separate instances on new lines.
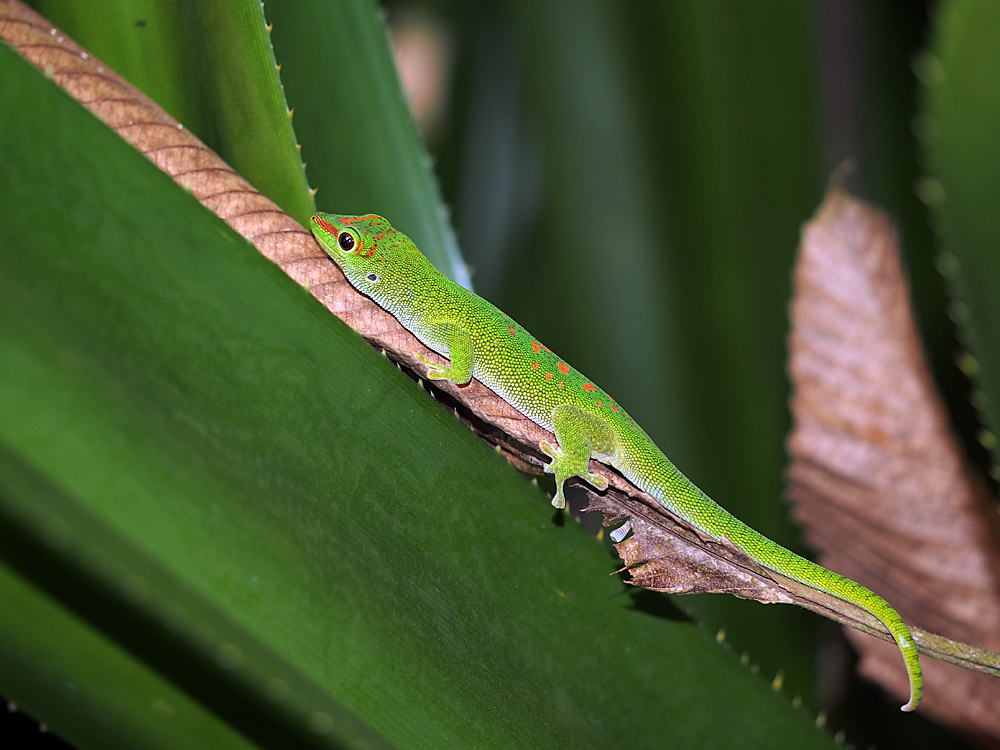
xmin=310 ymin=212 xmax=401 ymax=290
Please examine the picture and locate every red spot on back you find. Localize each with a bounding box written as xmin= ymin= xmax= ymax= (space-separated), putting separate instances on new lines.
xmin=610 ymin=404 xmax=619 ymax=413
xmin=557 ymin=362 xmax=570 ymax=375
xmin=545 ymin=372 xmax=553 ymax=381
xmin=531 ymin=362 xmax=539 ymax=371
xmin=541 ymin=344 xmax=553 ymax=353
xmin=509 ymin=326 xmax=517 ymax=337
xmin=531 ymin=341 xmax=541 ymax=354
xmin=596 ymin=401 xmax=604 ymax=407
xmin=558 ymin=381 xmax=565 ymax=389
xmin=582 ymin=383 xmax=597 ymax=392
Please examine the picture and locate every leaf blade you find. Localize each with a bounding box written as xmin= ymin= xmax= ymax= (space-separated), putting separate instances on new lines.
xmin=33 ymin=0 xmax=315 ymax=225
xmin=0 ymin=35 xmax=838 ymax=749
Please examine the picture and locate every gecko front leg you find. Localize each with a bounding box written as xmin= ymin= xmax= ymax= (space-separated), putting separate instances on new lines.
xmin=416 ymin=321 xmax=474 ymax=385
xmin=541 ymin=403 xmax=615 ymax=508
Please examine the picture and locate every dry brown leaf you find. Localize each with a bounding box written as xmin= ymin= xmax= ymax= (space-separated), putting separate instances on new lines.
xmin=6 ymin=1 xmax=999 ymax=725
xmin=787 ymin=184 xmax=1000 ymax=741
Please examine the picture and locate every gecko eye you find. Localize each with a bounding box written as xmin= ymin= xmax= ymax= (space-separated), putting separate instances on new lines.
xmin=338 ymin=231 xmax=356 ymax=252
xmin=366 ymin=273 xmax=378 ymax=283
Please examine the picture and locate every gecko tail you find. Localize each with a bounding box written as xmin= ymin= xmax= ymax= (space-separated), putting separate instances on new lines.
xmin=887 ymin=624 xmax=922 ymax=712
xmin=899 ymin=639 xmax=922 ymax=712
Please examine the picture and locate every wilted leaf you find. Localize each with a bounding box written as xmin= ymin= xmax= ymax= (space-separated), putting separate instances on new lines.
xmin=787 ymin=184 xmax=1000 ymax=740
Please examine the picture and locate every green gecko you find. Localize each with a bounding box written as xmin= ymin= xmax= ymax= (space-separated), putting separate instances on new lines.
xmin=311 ymin=211 xmax=923 ymax=711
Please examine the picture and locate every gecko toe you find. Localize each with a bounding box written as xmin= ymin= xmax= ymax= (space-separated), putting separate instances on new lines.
xmin=587 ymin=473 xmax=608 ymax=491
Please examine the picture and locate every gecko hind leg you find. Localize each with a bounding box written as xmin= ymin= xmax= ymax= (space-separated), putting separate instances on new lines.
xmin=540 ymin=403 xmax=616 ymax=509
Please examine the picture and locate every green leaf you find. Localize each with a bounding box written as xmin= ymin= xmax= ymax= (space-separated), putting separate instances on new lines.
xmin=922 ymin=0 xmax=1000 ymax=472
xmin=0 ymin=561 xmax=263 ymax=750
xmin=33 ymin=0 xmax=467 ymax=282
xmin=266 ymin=0 xmax=470 ymax=284
xmin=32 ymin=0 xmax=315 ymax=226
xmin=0 ymin=445 xmax=388 ymax=750
xmin=0 ymin=36 xmax=836 ymax=749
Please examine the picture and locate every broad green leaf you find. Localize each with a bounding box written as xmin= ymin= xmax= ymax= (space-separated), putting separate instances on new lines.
xmin=30 ymin=0 xmax=464 ymax=277
xmin=0 ymin=38 xmax=837 ymax=750
xmin=32 ymin=0 xmax=315 ymax=226
xmin=0 ymin=446 xmax=387 ymax=750
xmin=0 ymin=562 xmax=262 ymax=750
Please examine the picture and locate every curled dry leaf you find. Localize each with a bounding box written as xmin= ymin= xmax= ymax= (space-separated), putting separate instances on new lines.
xmin=787 ymin=185 xmax=1000 ymax=741
xmin=7 ymin=0 xmax=999 ymax=728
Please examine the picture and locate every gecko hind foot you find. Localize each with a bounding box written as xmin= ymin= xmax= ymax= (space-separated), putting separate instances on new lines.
xmin=540 ymin=440 xmax=609 ymax=508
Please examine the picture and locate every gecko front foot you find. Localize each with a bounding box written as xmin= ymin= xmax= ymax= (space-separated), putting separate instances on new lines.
xmin=416 ymin=353 xmax=454 ymax=382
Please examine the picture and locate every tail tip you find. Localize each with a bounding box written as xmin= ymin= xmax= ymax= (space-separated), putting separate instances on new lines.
xmin=901 ymin=684 xmax=921 ymax=712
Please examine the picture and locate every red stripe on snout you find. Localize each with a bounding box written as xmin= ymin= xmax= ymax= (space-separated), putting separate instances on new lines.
xmin=313 ymin=216 xmax=338 ymax=236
